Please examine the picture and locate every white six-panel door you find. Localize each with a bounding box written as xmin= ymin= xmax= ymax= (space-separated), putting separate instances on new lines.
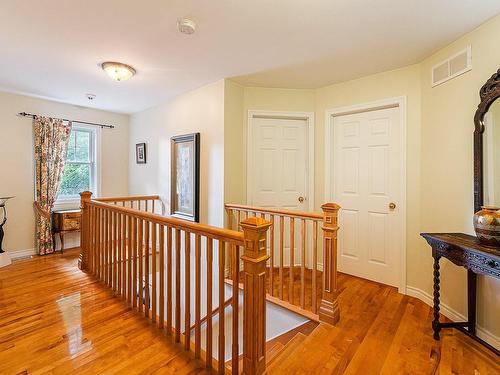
xmin=249 ymin=117 xmax=308 ymax=210
xmin=333 ymin=107 xmax=401 ymax=287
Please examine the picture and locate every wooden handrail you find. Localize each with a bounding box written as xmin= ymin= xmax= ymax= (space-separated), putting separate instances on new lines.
xmin=88 ymin=200 xmax=244 ymax=246
xmin=226 ymin=201 xmax=341 ymax=329
xmin=225 ymin=203 xmax=323 ymax=221
xmin=80 ymin=192 xmax=272 ymax=374
xmin=95 ymin=195 xmax=161 ymax=202
xmin=187 ymin=296 xmax=233 ymax=333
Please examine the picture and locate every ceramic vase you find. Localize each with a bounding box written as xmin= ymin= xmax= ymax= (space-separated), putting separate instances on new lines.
xmin=473 ymin=206 xmax=500 ymax=247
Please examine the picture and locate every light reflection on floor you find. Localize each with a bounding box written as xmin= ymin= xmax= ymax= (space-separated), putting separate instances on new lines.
xmin=56 ymin=293 xmax=93 ymax=358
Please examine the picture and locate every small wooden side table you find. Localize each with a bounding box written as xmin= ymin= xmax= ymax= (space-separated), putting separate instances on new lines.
xmin=421 ymin=233 xmax=500 ymax=356
xmin=52 ymin=209 xmax=82 ymax=252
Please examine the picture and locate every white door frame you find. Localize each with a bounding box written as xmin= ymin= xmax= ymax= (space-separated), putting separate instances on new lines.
xmin=247 ymin=110 xmax=315 ymax=212
xmin=324 ymin=97 xmax=407 ymax=294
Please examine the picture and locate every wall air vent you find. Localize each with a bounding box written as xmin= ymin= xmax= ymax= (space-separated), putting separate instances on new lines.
xmin=431 ymin=46 xmax=471 ymax=87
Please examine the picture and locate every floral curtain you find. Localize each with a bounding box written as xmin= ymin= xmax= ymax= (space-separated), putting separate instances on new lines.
xmin=33 ymin=116 xmax=72 ymax=255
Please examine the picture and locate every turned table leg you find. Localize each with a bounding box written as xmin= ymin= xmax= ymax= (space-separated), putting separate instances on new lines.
xmin=467 ymin=270 xmax=477 ymax=335
xmin=432 ymin=252 xmax=441 ymax=340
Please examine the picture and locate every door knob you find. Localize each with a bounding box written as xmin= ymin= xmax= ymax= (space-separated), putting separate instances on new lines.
xmin=298 ymin=196 xmax=305 ymax=203
xmin=389 ymin=202 xmax=396 ymax=210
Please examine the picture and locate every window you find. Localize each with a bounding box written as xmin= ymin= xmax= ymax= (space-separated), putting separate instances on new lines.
xmin=57 ymin=126 xmax=98 ymax=201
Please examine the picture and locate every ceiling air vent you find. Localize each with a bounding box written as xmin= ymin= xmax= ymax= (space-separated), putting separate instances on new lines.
xmin=431 ymin=46 xmax=471 ymax=87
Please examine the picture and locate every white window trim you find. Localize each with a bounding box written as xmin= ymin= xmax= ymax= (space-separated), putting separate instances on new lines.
xmin=54 ymin=124 xmax=101 ymax=210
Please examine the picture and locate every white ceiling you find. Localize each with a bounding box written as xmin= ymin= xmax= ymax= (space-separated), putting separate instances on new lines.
xmin=1 ymin=1 xmax=499 ymax=114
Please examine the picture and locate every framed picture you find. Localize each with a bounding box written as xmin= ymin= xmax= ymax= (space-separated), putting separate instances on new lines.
xmin=136 ymin=143 xmax=146 ymax=164
xmin=170 ymin=133 xmax=200 ymax=222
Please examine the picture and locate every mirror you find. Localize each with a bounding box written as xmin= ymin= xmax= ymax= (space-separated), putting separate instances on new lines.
xmin=474 ymin=68 xmax=500 ymax=213
xmin=483 ymin=98 xmax=500 ymax=208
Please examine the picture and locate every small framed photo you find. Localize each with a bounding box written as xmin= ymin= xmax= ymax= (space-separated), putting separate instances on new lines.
xmin=171 ymin=133 xmax=200 ymax=222
xmin=136 ymin=143 xmax=146 ymax=164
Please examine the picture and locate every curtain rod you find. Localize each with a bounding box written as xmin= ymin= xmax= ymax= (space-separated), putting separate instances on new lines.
xmin=17 ymin=112 xmax=115 ymax=129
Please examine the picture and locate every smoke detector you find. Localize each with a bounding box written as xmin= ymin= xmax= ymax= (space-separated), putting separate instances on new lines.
xmin=86 ymin=93 xmax=96 ymax=101
xmin=178 ymin=18 xmax=196 ymax=35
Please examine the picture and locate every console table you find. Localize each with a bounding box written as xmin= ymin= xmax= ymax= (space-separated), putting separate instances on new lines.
xmin=52 ymin=209 xmax=81 ymax=252
xmin=421 ymin=233 xmax=500 ymax=356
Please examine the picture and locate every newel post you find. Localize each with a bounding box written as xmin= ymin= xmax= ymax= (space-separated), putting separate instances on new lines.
xmin=240 ymin=217 xmax=271 ymax=375
xmin=319 ymin=203 xmax=341 ymax=325
xmin=78 ymin=191 xmax=92 ymax=271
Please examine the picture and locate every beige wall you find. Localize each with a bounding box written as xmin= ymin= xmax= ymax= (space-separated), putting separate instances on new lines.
xmin=419 ymin=15 xmax=500 ymax=342
xmin=224 ymin=80 xmax=245 ymax=205
xmin=0 ymin=91 xmax=129 ymax=255
xmin=224 ymin=14 xmax=500 ymax=345
xmin=129 ymin=80 xmax=225 ymax=227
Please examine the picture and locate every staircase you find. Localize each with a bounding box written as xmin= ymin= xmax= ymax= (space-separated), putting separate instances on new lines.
xmin=267 ymin=323 xmax=333 ymax=373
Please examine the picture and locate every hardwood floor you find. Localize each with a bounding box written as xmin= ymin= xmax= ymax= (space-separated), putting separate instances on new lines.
xmin=268 ymin=272 xmax=500 ymax=375
xmin=0 ymin=249 xmax=208 ymax=375
xmin=0 ymin=250 xmax=498 ymax=374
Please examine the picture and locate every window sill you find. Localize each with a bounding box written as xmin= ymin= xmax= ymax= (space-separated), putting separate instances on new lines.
xmin=53 ymin=199 xmax=80 ymax=211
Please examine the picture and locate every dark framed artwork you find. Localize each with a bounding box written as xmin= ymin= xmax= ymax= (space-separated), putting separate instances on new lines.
xmin=136 ymin=143 xmax=147 ymax=164
xmin=170 ymin=133 xmax=200 ymax=222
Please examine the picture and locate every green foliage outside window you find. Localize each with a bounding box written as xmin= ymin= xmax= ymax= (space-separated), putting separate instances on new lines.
xmin=58 ymin=129 xmax=94 ymax=198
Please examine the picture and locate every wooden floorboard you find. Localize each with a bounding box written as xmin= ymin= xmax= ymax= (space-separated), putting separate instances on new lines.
xmin=0 ymin=249 xmax=208 ymax=375
xmin=268 ymin=272 xmax=500 ymax=375
xmin=0 ymin=250 xmax=498 ymax=374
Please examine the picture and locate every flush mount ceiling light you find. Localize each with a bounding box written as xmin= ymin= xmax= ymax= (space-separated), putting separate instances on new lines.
xmin=101 ymin=62 xmax=136 ymax=81
xmin=177 ymin=18 xmax=196 ymax=35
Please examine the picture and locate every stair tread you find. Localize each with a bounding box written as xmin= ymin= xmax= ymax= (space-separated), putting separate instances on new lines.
xmin=267 ymin=332 xmax=308 ymax=368
xmin=268 ymin=324 xmax=336 ymax=373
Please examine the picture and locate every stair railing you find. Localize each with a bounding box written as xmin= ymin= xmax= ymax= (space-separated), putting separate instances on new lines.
xmin=94 ymin=194 xmax=165 ymax=214
xmin=79 ymin=192 xmax=271 ymax=374
xmin=225 ymin=203 xmax=341 ymax=325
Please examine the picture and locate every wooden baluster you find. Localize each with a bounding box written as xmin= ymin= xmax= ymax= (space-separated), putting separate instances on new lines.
xmin=152 ymin=223 xmax=157 ymax=324
xmin=227 ymin=208 xmax=233 ymax=279
xmin=159 ymin=225 xmax=165 ymax=329
xmin=152 ymin=200 xmax=155 ymax=214
xmin=184 ymin=232 xmax=191 ymax=350
xmin=301 ymin=219 xmax=306 ymax=309
xmin=109 ymin=211 xmax=114 ymax=291
xmin=145 ymin=200 xmax=148 ymax=213
xmin=206 ymin=238 xmax=213 ymax=368
xmin=175 ymin=229 xmax=181 ymax=342
xmin=319 ymin=203 xmax=341 ymax=325
xmin=127 ymin=216 xmax=132 ymax=304
xmin=289 ymin=217 xmax=295 ymax=304
xmin=231 ymin=244 xmax=240 ymax=375
xmin=138 ymin=219 xmax=144 ymax=313
xmin=312 ymin=220 xmax=318 ymax=314
xmin=237 ymin=210 xmax=241 ymax=228
xmin=113 ymin=211 xmax=118 ymax=292
xmin=98 ymin=207 xmax=102 ymax=280
xmin=279 ymin=216 xmax=284 ymax=300
xmin=103 ymin=210 xmax=108 ymax=285
xmin=218 ymin=240 xmax=225 ymax=374
xmin=108 ymin=210 xmax=113 ymax=287
xmin=166 ymin=227 xmax=172 ymax=334
xmin=194 ymin=234 xmax=201 ymax=358
xmin=144 ymin=221 xmax=150 ymax=318
xmin=122 ymin=201 xmax=125 ymax=207
xmin=270 ymin=215 xmax=274 ymax=297
xmin=132 ymin=218 xmax=137 ymax=307
xmin=122 ymin=213 xmax=127 ymax=299
xmin=117 ymin=213 xmax=122 ymax=296
xmin=78 ymin=191 xmax=92 ymax=271
xmin=241 ymin=217 xmax=271 ymax=375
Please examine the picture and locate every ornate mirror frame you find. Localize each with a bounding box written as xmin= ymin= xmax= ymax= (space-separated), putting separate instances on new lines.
xmin=473 ymin=69 xmax=500 ymax=213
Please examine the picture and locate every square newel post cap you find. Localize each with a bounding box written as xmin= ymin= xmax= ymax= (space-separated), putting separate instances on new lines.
xmin=321 ymin=203 xmax=341 ymax=212
xmin=80 ymin=191 xmax=93 ymax=200
xmin=239 ymin=216 xmax=272 ymax=232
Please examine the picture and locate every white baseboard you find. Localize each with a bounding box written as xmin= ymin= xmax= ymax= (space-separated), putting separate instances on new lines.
xmin=406 ymin=286 xmax=499 ymax=349
xmin=9 ymin=248 xmax=37 ymax=259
